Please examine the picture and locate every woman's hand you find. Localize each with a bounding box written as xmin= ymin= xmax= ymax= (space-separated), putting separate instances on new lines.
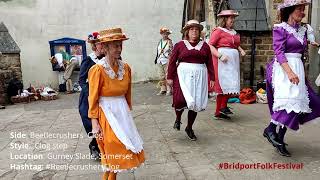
xmin=219 ymin=53 xmax=229 ymax=62
xmin=238 ymin=46 xmax=246 ymax=57
xmin=167 ymin=79 xmax=173 ymax=86
xmin=311 ymin=41 xmax=320 ymax=47
xmin=281 ymin=62 xmax=299 ymax=85
xmin=240 ymin=49 xmax=246 ymax=57
xmin=91 ymin=119 xmax=102 ymax=135
xmin=287 ymin=71 xmax=300 ymax=85
xmin=209 ymin=81 xmax=215 ymax=89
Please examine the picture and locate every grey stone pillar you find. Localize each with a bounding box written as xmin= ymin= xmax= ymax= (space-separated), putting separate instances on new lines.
xmin=309 ymin=0 xmax=320 ymax=92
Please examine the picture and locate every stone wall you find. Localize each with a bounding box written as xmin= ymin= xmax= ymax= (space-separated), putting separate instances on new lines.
xmin=0 ymin=53 xmax=22 ymax=104
xmin=0 ymin=53 xmax=22 ymax=80
xmin=270 ymin=0 xmax=282 ymax=24
xmin=309 ymin=0 xmax=320 ymax=92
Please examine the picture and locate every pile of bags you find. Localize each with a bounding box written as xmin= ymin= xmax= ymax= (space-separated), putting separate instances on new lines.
xmin=256 ymin=88 xmax=267 ymax=104
xmin=239 ymin=88 xmax=256 ymax=104
xmin=238 ymin=87 xmax=267 ymax=104
xmin=8 ymin=79 xmax=59 ymax=104
xmin=40 ymin=87 xmax=58 ymax=101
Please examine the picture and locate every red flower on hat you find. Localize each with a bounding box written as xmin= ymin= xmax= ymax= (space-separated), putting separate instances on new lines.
xmin=92 ymin=32 xmax=99 ymax=38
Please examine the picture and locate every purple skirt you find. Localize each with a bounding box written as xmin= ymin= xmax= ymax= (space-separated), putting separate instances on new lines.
xmin=266 ymin=59 xmax=320 ymax=130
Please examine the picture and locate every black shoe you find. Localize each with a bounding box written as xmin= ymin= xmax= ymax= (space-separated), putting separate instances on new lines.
xmin=220 ymin=107 xmax=233 ymax=115
xmin=214 ymin=113 xmax=231 ymax=120
xmin=89 ymin=144 xmax=101 ymax=161
xmin=185 ymin=128 xmax=197 ymax=141
xmin=263 ymin=131 xmax=283 ymax=146
xmin=275 ymin=144 xmax=291 ymax=157
xmin=173 ymin=120 xmax=182 ymax=131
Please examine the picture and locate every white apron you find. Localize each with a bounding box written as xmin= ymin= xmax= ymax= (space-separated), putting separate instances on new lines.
xmin=272 ymin=53 xmax=311 ymax=113
xmin=217 ymin=47 xmax=240 ymax=94
xmin=177 ymin=62 xmax=208 ymax=112
xmin=99 ymin=96 xmax=144 ymax=154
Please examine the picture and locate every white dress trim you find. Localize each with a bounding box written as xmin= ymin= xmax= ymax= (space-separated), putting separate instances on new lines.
xmin=274 ymin=22 xmax=307 ymax=45
xmin=99 ymin=96 xmax=144 ymax=154
xmin=89 ymin=52 xmax=99 ymax=64
xmin=183 ymin=40 xmax=204 ymax=51
xmin=218 ymin=27 xmax=237 ymax=35
xmin=270 ymin=119 xmax=285 ymax=128
xmin=306 ymin=24 xmax=315 ymax=42
xmin=272 ymin=53 xmax=311 ymax=113
xmin=102 ymin=163 xmax=144 ymax=173
xmin=177 ymin=62 xmax=208 ymax=112
xmin=97 ymin=57 xmax=125 ymax=80
xmin=217 ymin=48 xmax=240 ymax=94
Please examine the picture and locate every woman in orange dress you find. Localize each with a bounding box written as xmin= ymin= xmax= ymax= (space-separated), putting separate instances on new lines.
xmin=88 ymin=28 xmax=145 ymax=180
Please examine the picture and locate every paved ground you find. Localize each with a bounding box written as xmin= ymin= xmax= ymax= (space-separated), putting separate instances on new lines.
xmin=1 ymin=82 xmax=320 ymax=180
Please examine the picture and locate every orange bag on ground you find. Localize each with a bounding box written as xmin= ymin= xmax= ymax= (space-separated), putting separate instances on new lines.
xmin=239 ymin=88 xmax=256 ymax=104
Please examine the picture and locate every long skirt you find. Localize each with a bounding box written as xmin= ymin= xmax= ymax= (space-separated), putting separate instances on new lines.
xmin=266 ymin=53 xmax=320 ymax=130
xmin=97 ymin=96 xmax=145 ymax=172
xmin=214 ymin=47 xmax=240 ymax=94
xmin=172 ymin=62 xmax=208 ymax=112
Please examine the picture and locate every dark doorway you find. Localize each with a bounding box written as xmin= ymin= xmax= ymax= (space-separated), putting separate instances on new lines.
xmin=182 ymin=0 xmax=206 ymax=28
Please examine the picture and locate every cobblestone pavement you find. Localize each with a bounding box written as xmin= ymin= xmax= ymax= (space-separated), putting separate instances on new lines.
xmin=1 ymin=82 xmax=320 ymax=180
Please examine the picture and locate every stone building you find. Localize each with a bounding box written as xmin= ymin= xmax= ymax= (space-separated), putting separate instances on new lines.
xmin=0 ymin=22 xmax=22 ymax=104
xmin=0 ymin=0 xmax=319 ymax=91
xmin=186 ymin=0 xmax=319 ymax=89
xmin=0 ymin=0 xmax=185 ymax=87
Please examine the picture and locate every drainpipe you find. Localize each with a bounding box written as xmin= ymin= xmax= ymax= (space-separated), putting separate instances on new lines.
xmin=182 ymin=0 xmax=188 ymax=29
xmin=249 ymin=0 xmax=259 ymax=88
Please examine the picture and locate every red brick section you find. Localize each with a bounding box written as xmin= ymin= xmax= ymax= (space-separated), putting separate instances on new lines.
xmin=214 ymin=0 xmax=311 ymax=88
xmin=238 ymin=32 xmax=273 ymax=87
xmin=237 ymin=0 xmax=311 ymax=88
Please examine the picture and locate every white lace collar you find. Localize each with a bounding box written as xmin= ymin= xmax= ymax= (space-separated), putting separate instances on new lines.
xmin=89 ymin=52 xmax=98 ymax=64
xmin=183 ymin=40 xmax=204 ymax=51
xmin=218 ymin=27 xmax=237 ymax=35
xmin=274 ymin=22 xmax=306 ymax=45
xmin=97 ymin=57 xmax=125 ymax=80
